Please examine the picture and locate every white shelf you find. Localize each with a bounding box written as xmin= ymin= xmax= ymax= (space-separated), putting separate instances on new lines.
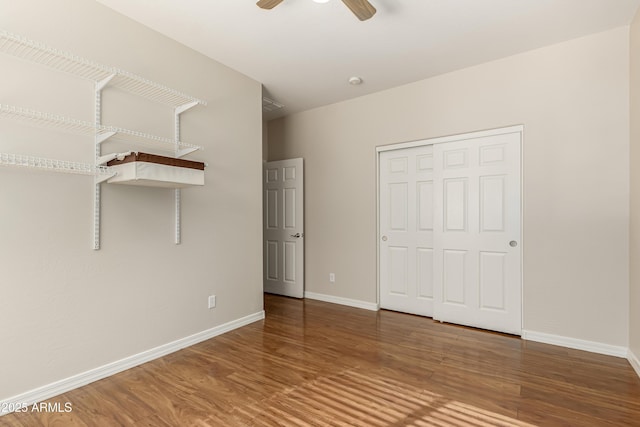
xmin=0 ymin=152 xmax=112 ymax=176
xmin=0 ymin=103 xmax=92 ymax=134
xmin=0 ymin=30 xmax=207 ymax=108
xmin=0 ymin=104 xmax=202 ymax=154
xmin=99 ymin=125 xmax=200 ymax=156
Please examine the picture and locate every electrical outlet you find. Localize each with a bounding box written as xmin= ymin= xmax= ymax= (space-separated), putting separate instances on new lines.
xmin=329 ymin=273 xmax=335 ymax=283
xmin=208 ymin=295 xmax=216 ymax=309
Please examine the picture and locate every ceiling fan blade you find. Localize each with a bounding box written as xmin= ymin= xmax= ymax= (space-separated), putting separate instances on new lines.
xmin=257 ymin=0 xmax=284 ymax=10
xmin=341 ymin=0 xmax=376 ymax=21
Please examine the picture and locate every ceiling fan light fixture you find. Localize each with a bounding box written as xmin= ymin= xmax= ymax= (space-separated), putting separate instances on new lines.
xmin=257 ymin=0 xmax=376 ymax=21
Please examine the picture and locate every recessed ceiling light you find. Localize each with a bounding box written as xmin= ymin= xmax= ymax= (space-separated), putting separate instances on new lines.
xmin=312 ymin=0 xmax=330 ymax=3
xmin=349 ymin=76 xmax=363 ymax=85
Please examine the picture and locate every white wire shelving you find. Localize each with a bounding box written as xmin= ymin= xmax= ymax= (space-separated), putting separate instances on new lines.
xmin=0 ymin=29 xmax=207 ymax=249
xmin=0 ymin=152 xmax=112 ymax=177
xmin=0 ymin=30 xmax=207 ymax=108
xmin=0 ymin=104 xmax=202 ymax=156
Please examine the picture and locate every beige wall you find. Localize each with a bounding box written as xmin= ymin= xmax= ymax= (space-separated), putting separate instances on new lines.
xmin=0 ymin=0 xmax=263 ymax=399
xmin=630 ymin=11 xmax=640 ymax=361
xmin=269 ymin=28 xmax=630 ymax=347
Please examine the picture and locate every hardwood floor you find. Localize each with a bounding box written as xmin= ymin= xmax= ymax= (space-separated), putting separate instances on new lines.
xmin=2 ymin=294 xmax=640 ymax=426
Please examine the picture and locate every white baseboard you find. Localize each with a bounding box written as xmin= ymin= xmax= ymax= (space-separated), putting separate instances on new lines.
xmin=522 ymin=330 xmax=628 ymax=358
xmin=0 ymin=310 xmax=265 ymax=417
xmin=304 ymin=291 xmax=379 ymax=311
xmin=629 ymin=349 xmax=640 ymax=378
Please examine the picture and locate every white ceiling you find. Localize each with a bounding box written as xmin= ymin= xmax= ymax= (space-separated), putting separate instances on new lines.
xmin=95 ymin=0 xmax=640 ymax=120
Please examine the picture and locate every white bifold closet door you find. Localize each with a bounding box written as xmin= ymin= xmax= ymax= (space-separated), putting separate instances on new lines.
xmin=379 ymin=128 xmax=522 ymax=335
xmin=379 ymin=145 xmax=435 ymax=317
xmin=432 ymin=132 xmax=521 ymax=335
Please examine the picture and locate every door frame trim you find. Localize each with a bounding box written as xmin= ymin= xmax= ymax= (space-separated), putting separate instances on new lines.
xmin=375 ymin=125 xmax=524 ymax=331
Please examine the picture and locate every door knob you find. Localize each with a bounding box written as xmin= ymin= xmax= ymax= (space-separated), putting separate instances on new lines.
xmin=509 ymin=240 xmax=518 ymax=247
xmin=382 ymin=235 xmax=388 ymax=242
xmin=290 ymin=233 xmax=301 ymax=238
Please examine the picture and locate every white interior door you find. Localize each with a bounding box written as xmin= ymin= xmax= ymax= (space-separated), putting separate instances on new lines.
xmin=263 ymin=158 xmax=304 ymax=298
xmin=433 ymin=132 xmax=521 ymax=335
xmin=379 ymin=145 xmax=435 ymax=316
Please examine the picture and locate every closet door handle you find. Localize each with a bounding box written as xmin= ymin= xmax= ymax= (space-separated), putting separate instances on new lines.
xmin=290 ymin=233 xmax=301 ymax=238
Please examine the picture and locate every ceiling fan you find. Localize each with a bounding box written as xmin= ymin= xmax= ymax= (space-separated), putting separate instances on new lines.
xmin=257 ymin=0 xmax=376 ymax=21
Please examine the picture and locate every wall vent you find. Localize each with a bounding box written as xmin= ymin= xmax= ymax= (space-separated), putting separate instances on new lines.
xmin=263 ymin=97 xmax=285 ymax=112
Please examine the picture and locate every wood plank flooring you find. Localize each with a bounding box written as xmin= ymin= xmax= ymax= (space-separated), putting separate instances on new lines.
xmin=1 ymin=294 xmax=639 ymax=426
